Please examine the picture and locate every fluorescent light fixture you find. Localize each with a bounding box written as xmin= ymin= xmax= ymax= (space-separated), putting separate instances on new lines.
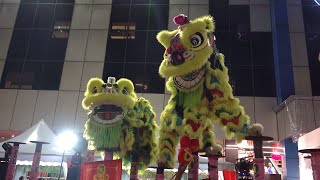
xmin=314 ymin=0 xmax=320 ymax=5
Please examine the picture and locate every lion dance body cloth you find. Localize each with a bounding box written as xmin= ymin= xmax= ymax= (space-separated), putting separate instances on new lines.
xmin=82 ymin=77 xmax=158 ymax=171
xmin=156 ymin=14 xmax=263 ymax=168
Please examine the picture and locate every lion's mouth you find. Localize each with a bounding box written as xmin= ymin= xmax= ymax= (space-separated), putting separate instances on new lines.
xmin=173 ymin=66 xmax=206 ymax=89
xmin=91 ymin=105 xmax=124 ymax=124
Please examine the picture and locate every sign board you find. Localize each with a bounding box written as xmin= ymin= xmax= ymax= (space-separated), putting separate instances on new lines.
xmin=80 ymin=160 xmax=122 ymax=180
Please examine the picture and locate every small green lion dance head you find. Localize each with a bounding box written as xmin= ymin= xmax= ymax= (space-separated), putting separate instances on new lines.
xmin=157 ymin=14 xmax=214 ymax=91
xmin=82 ymin=77 xmax=137 ymax=150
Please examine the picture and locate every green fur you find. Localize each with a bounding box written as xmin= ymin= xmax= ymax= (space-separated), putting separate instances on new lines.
xmin=177 ymin=83 xmax=203 ymax=108
xmin=84 ymin=118 xmax=122 ymax=149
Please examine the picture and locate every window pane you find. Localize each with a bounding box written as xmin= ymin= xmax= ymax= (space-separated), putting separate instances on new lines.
xmin=33 ymin=4 xmax=55 ymax=28
xmin=302 ymin=5 xmax=320 ymax=33
xmin=48 ymin=30 xmax=69 ymax=60
xmin=251 ymin=32 xmax=274 ymax=67
xmin=214 ymin=32 xmax=231 ymax=65
xmin=126 ymin=31 xmax=147 ymax=62
xmin=130 ymin=5 xmax=149 ymax=30
xmin=109 ymin=5 xmax=130 ymax=25
xmin=253 ymin=67 xmax=276 ymax=97
xmin=229 ymin=5 xmax=250 ymax=32
xmin=305 ymin=33 xmax=320 ymax=95
xmin=112 ymin=0 xmax=131 ymax=4
xmin=302 ymin=0 xmax=320 ymax=6
xmin=22 ymin=62 xmax=64 ymax=90
xmin=210 ymin=5 xmax=229 ymax=32
xmin=21 ymin=0 xmax=38 ymax=3
xmin=53 ymin=4 xmax=74 ymax=29
xmin=149 ymin=5 xmax=169 ymax=30
xmin=27 ymin=30 xmax=51 ymax=60
xmin=131 ymin=0 xmax=150 ymax=5
xmin=230 ymin=66 xmax=254 ymax=96
xmin=105 ymin=37 xmax=127 ymax=62
xmin=145 ymin=63 xmax=164 ymax=93
xmin=15 ymin=4 xmax=36 ymax=28
xmin=103 ymin=62 xmax=124 ymax=80
xmin=146 ymin=31 xmax=165 ymax=62
xmin=0 ymin=62 xmax=23 ymax=89
xmin=123 ymin=63 xmax=145 ymax=93
xmin=230 ymin=32 xmax=251 ymax=66
xmin=7 ymin=30 xmax=31 ymax=60
xmin=151 ymin=0 xmax=169 ymax=4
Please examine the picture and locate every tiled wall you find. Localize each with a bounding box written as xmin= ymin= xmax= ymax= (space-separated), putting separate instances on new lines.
xmin=0 ymin=0 xmax=279 ymax=141
xmin=0 ymin=88 xmax=279 ymax=140
xmin=287 ymin=0 xmax=313 ymax=96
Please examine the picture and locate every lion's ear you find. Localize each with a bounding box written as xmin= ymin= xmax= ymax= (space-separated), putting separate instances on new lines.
xmin=156 ymin=30 xmax=179 ymax=48
xmin=85 ymin=78 xmax=104 ymax=97
xmin=117 ymin=78 xmax=134 ymax=94
xmin=200 ymin=15 xmax=215 ymax=32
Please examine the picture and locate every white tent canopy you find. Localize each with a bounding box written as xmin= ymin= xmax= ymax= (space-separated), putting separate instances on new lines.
xmin=0 ymin=120 xmax=74 ymax=157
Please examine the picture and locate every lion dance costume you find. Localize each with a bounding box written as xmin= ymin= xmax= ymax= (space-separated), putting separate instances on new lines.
xmin=156 ymin=14 xmax=263 ymax=169
xmin=82 ymin=77 xmax=158 ymax=171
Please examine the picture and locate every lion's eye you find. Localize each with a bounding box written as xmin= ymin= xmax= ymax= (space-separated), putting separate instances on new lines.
xmin=92 ymin=87 xmax=97 ymax=94
xmin=190 ymin=32 xmax=204 ymax=48
xmin=122 ymin=88 xmax=128 ymax=95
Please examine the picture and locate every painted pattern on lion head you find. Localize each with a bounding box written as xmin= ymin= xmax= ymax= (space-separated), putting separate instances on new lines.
xmin=158 ymin=15 xmax=214 ymax=91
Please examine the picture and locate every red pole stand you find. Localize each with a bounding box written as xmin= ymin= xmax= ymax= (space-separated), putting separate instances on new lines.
xmin=29 ymin=141 xmax=49 ymax=180
xmin=85 ymin=150 xmax=95 ymax=163
xmin=188 ymin=152 xmax=199 ymax=180
xmin=130 ymin=161 xmax=139 ymax=180
xmin=310 ymin=152 xmax=320 ymax=180
xmin=252 ymin=158 xmax=265 ymax=180
xmin=299 ymin=149 xmax=320 ymax=180
xmin=104 ymin=151 xmax=113 ymax=161
xmin=5 ymin=142 xmax=25 ymax=180
xmin=155 ymin=166 xmax=164 ymax=180
xmin=208 ymin=156 xmax=218 ymax=180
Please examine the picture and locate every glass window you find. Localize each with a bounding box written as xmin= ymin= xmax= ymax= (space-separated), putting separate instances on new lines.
xmin=145 ymin=63 xmax=165 ymax=93
xmin=7 ymin=30 xmax=31 ymax=61
xmin=126 ymin=31 xmax=147 ymax=62
xmin=21 ymin=0 xmax=38 ymax=3
xmin=33 ymin=4 xmax=55 ymax=28
xmin=22 ymin=62 xmax=64 ymax=90
xmin=3 ymin=0 xmax=74 ymax=90
xmin=146 ymin=31 xmax=165 ymax=62
xmin=109 ymin=5 xmax=130 ymax=25
xmin=214 ymin=32 xmax=231 ymax=65
xmin=229 ymin=5 xmax=250 ymax=32
xmin=230 ymin=32 xmax=251 ymax=66
xmin=251 ymin=32 xmax=274 ymax=67
xmin=0 ymin=62 xmax=23 ymax=89
xmin=301 ymin=0 xmax=320 ymax=6
xmin=149 ymin=5 xmax=169 ymax=30
xmin=302 ymin=5 xmax=320 ymax=33
xmin=15 ymin=4 xmax=36 ymax=28
xmin=210 ymin=5 xmax=229 ymax=32
xmin=123 ymin=63 xmax=145 ymax=93
xmin=253 ymin=67 xmax=276 ymax=97
xmin=103 ymin=62 xmax=124 ymax=81
xmin=230 ymin=66 xmax=254 ymax=96
xmin=130 ymin=5 xmax=149 ymax=30
xmin=104 ymin=0 xmax=169 ymax=94
xmin=305 ymin=33 xmax=320 ymax=95
xmin=54 ymin=4 xmax=74 ymax=27
xmin=27 ymin=30 xmax=51 ymax=60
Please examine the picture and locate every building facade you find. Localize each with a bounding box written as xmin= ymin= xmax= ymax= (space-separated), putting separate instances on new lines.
xmin=0 ymin=0 xmax=319 ymax=178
